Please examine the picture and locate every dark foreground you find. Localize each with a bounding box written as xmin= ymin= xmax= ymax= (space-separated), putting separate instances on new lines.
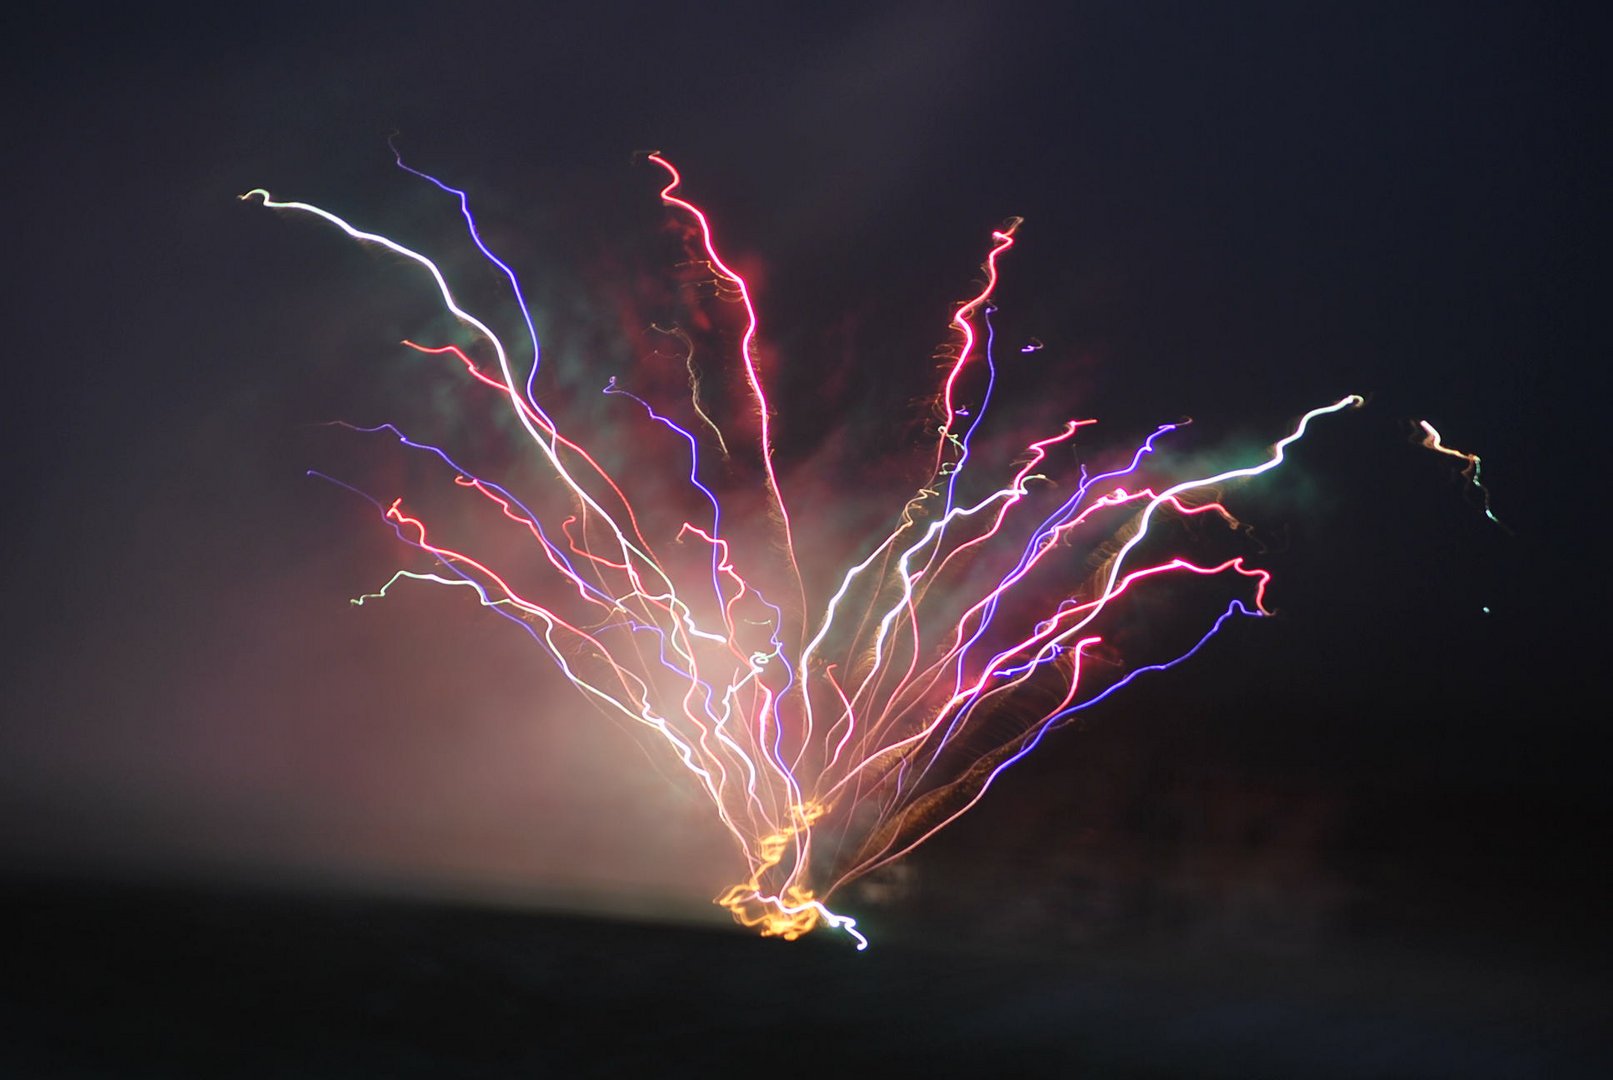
xmin=2 ymin=871 xmax=1606 ymax=1079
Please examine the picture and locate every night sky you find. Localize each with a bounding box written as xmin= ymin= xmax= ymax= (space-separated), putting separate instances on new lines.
xmin=2 ymin=3 xmax=1607 ymax=1075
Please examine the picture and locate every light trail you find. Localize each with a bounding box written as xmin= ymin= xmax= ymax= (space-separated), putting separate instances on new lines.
xmin=1419 ymin=420 xmax=1506 ymax=530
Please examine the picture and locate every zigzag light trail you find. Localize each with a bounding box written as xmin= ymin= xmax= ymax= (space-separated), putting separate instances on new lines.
xmin=245 ymin=152 xmax=1362 ymax=950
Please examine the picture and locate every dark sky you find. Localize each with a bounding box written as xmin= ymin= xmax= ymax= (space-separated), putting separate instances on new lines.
xmin=1 ymin=2 xmax=1604 ymax=937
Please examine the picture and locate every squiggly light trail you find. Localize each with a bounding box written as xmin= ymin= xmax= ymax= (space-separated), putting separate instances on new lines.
xmin=244 ymin=153 xmax=1363 ymax=950
xmin=1419 ymin=420 xmax=1505 ymax=530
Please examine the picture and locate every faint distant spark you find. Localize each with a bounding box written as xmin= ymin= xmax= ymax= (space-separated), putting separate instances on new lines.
xmin=1419 ymin=420 xmax=1506 ymax=530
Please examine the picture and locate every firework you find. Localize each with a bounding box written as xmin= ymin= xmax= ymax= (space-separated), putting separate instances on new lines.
xmin=244 ymin=153 xmax=1362 ymax=949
